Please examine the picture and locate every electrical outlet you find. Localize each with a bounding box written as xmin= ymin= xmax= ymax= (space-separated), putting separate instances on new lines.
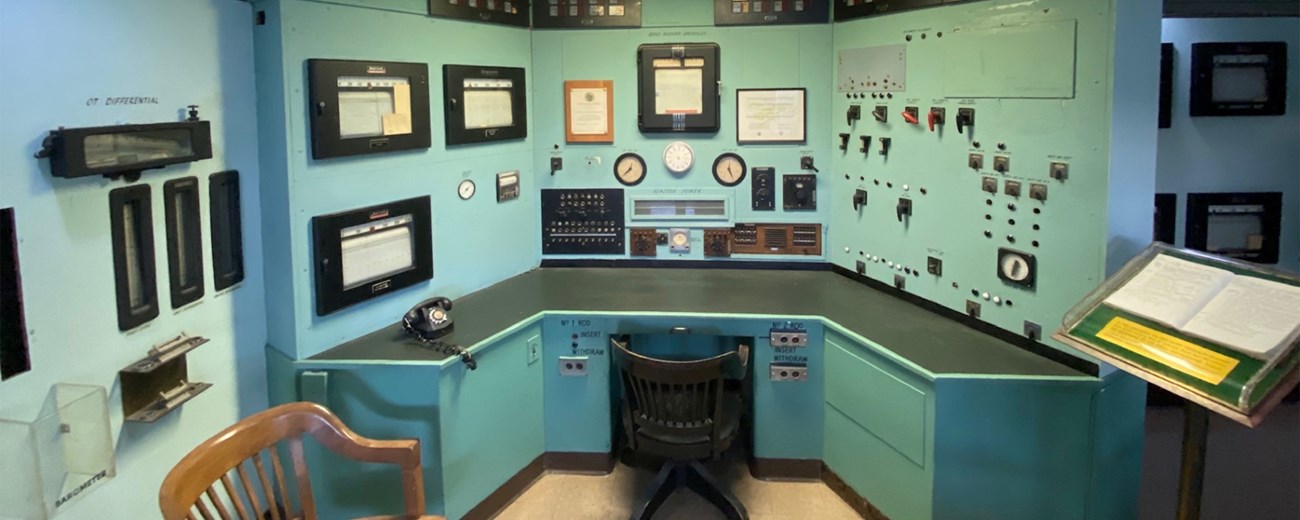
xmin=769 ymin=363 xmax=809 ymax=382
xmin=769 ymin=329 xmax=808 ymax=347
xmin=559 ymin=356 xmax=588 ymax=376
xmin=526 ymin=335 xmax=540 ymax=365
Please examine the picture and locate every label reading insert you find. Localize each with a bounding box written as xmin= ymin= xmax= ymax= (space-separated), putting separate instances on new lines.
xmin=1096 ymin=317 xmax=1240 ymax=385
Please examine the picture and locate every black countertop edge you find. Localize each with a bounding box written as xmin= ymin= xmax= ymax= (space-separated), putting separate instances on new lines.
xmin=829 ymin=265 xmax=1100 ymax=377
xmin=540 ymin=259 xmax=833 ymax=271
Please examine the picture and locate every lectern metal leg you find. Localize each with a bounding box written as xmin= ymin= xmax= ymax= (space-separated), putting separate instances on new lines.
xmin=1176 ymin=402 xmax=1209 ymax=520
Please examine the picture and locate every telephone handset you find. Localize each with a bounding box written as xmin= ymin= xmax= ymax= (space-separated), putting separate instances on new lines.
xmin=402 ymin=297 xmax=476 ymax=370
xmin=403 ymin=296 xmax=454 ymax=341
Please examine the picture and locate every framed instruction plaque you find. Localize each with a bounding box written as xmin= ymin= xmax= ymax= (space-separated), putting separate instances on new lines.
xmin=565 ymin=80 xmax=614 ymax=143
xmin=736 ymin=88 xmax=806 ymax=144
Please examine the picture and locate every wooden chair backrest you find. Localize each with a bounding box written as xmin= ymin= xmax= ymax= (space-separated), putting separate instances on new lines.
xmin=159 ymin=402 xmax=425 ymax=520
xmin=612 ymin=338 xmax=735 ymax=447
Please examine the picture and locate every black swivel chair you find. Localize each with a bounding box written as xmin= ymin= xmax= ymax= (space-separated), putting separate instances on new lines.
xmin=612 ymin=338 xmax=749 ymax=520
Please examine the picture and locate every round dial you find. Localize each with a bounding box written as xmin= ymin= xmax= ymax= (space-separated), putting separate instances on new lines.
xmin=1000 ymin=253 xmax=1031 ymax=282
xmin=671 ymin=231 xmax=689 ymax=247
xmin=712 ymin=153 xmax=746 ymax=186
xmin=662 ymin=141 xmax=695 ymax=174
xmin=457 ymin=179 xmax=476 ymax=200
xmin=614 ymin=153 xmax=647 ymax=186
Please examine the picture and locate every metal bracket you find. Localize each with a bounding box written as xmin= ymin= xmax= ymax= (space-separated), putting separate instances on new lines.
xmin=120 ymin=334 xmax=212 ymax=423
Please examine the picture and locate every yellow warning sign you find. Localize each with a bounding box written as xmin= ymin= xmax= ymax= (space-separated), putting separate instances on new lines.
xmin=1097 ymin=317 xmax=1240 ymax=385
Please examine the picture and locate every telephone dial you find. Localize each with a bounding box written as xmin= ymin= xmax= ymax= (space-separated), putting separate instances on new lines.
xmin=402 ymin=297 xmax=477 ymax=370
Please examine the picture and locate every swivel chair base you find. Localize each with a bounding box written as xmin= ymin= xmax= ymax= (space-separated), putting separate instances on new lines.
xmin=630 ymin=459 xmax=748 ymax=520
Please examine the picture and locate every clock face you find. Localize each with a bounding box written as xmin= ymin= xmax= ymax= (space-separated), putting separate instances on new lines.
xmin=662 ymin=141 xmax=695 ymax=174
xmin=614 ymin=153 xmax=647 ymax=186
xmin=458 ymin=179 xmax=476 ymax=200
xmin=712 ymin=153 xmax=746 ymax=186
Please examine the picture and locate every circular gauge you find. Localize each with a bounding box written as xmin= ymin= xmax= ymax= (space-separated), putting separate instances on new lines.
xmin=457 ymin=179 xmax=476 ymax=200
xmin=662 ymin=141 xmax=695 ymax=174
xmin=614 ymin=153 xmax=647 ymax=186
xmin=712 ymin=153 xmax=746 ymax=186
xmin=999 ymin=253 xmax=1031 ymax=282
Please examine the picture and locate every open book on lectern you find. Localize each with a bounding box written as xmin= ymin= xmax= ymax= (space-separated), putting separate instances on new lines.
xmin=1102 ymin=254 xmax=1300 ymax=359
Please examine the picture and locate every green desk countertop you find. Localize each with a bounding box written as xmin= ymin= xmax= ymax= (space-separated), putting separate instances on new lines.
xmin=310 ymin=268 xmax=1087 ymax=377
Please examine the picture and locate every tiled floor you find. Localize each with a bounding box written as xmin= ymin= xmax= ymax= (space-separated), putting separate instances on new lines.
xmin=493 ymin=457 xmax=862 ymax=520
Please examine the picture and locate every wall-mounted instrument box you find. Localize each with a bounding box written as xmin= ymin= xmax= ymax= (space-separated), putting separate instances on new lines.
xmin=1185 ymin=192 xmax=1283 ymax=264
xmin=209 ymin=170 xmax=245 ymax=291
xmin=731 ymin=223 xmax=821 ymax=255
xmin=541 ymin=189 xmax=625 ymax=254
xmin=638 ymin=43 xmax=721 ymax=133
xmin=312 ymin=196 xmax=433 ymax=316
xmin=35 ymin=120 xmax=213 ymax=182
xmin=428 ymin=0 xmax=530 ymax=27
xmin=0 ymin=384 xmax=116 ymax=519
xmin=1190 ymin=41 xmax=1288 ymax=117
xmin=714 ymin=0 xmax=829 ymax=26
xmin=444 ymin=64 xmax=528 ymax=145
xmin=163 ymin=177 xmax=205 ymax=309
xmin=1 ymin=208 xmax=29 ymax=380
xmin=119 ymin=334 xmax=212 ymax=423
xmin=307 ymin=59 xmax=432 ymax=159
xmin=534 ymin=0 xmax=641 ymax=28
xmin=109 ymin=185 xmax=160 ymax=331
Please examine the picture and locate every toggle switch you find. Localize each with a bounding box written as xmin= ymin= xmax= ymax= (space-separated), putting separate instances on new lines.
xmin=896 ymin=197 xmax=912 ymax=221
xmin=839 ymin=133 xmax=850 ymax=151
xmin=550 ymin=157 xmax=563 ymax=175
xmin=1029 ymin=183 xmax=1048 ymax=201
xmin=872 ymin=105 xmax=888 ymax=123
xmin=1004 ymin=180 xmax=1022 ymax=197
xmin=956 ymin=108 xmax=975 ymax=134
xmin=1050 ymin=162 xmax=1069 ymax=181
xmin=859 ymin=135 xmax=872 ymax=154
xmin=853 ymin=189 xmax=868 ymax=211
xmin=928 ymin=107 xmax=945 ymax=132
xmin=901 ymin=106 xmax=920 ymax=125
xmin=968 ymin=153 xmax=984 ymax=170
xmin=993 ymin=155 xmax=1010 ymax=173
xmin=879 ymin=137 xmax=892 ymax=156
xmin=981 ymin=176 xmax=998 ymax=194
xmin=800 ymin=155 xmax=819 ymax=172
xmin=847 ymin=105 xmax=861 ymax=126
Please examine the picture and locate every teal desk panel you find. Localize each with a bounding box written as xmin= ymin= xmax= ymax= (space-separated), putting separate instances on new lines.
xmin=543 ymin=316 xmax=615 ymax=455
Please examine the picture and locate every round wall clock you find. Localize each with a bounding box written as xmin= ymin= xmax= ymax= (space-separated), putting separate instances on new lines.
xmin=662 ymin=141 xmax=695 ymax=175
xmin=457 ymin=179 xmax=476 ymax=200
xmin=712 ymin=153 xmax=746 ymax=186
xmin=614 ymin=153 xmax=647 ymax=186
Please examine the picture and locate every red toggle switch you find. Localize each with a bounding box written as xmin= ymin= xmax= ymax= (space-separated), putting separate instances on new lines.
xmin=928 ymin=110 xmax=938 ymax=131
xmin=901 ymin=110 xmax=919 ymax=125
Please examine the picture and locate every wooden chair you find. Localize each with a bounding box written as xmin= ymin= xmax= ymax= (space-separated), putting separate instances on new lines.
xmin=159 ymin=402 xmax=444 ymax=520
xmin=612 ymin=338 xmax=749 ymax=520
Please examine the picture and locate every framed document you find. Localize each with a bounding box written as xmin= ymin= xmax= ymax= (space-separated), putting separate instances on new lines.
xmin=564 ymin=80 xmax=614 ymax=143
xmin=736 ymin=88 xmax=806 ymax=144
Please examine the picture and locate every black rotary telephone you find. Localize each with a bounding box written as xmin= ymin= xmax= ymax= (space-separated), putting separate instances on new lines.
xmin=402 ymin=297 xmax=476 ymax=370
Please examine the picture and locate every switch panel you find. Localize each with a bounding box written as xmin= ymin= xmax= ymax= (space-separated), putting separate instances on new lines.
xmin=703 ymin=229 xmax=731 ymax=257
xmin=896 ymin=197 xmax=912 ymax=221
xmin=541 ymin=189 xmax=625 ymax=254
xmin=901 ymin=106 xmax=920 ymax=125
xmin=769 ymin=329 xmax=808 ymax=347
xmin=731 ymin=224 xmax=822 ymax=255
xmin=928 ymin=107 xmax=946 ymax=131
xmin=872 ymin=105 xmax=888 ymax=123
xmin=969 ymin=153 xmax=984 ymax=170
xmin=956 ymin=108 xmax=975 ymax=134
xmin=853 ymin=189 xmax=868 ymax=211
xmin=559 ymin=356 xmax=589 ymax=376
xmin=997 ymin=248 xmax=1037 ymax=289
xmin=769 ymin=363 xmax=809 ymax=382
xmin=847 ymin=105 xmax=861 ymax=126
xmin=1029 ymin=183 xmax=1048 ymax=201
xmin=1004 ymin=180 xmax=1022 ymax=197
xmin=982 ymin=177 xmax=998 ymax=194
xmin=783 ymin=174 xmax=817 ymax=210
xmin=629 ymin=228 xmax=657 ymax=257
xmin=1050 ymin=162 xmax=1069 ymax=180
xmin=752 ymin=167 xmax=776 ymax=211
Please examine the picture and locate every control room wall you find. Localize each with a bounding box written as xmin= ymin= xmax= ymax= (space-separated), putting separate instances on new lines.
xmin=1156 ymin=17 xmax=1300 ymax=273
xmin=532 ymin=0 xmax=834 ymax=262
xmin=0 ymin=0 xmax=266 ymax=518
xmin=253 ymin=0 xmax=540 ymax=359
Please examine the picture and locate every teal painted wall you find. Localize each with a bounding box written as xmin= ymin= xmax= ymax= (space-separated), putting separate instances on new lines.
xmin=828 ymin=0 xmax=1160 ymax=357
xmin=531 ymin=9 xmax=833 ymax=262
xmin=253 ymin=0 xmax=540 ymax=360
xmin=1157 ymin=18 xmax=1300 ymax=273
xmin=0 ymin=0 xmax=267 ymax=518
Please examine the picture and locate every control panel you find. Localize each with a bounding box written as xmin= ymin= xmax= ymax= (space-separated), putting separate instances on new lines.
xmin=732 ymin=223 xmax=822 ymax=256
xmin=541 ymin=189 xmax=625 ymax=254
xmin=752 ymin=167 xmax=776 ymax=211
xmin=783 ymin=174 xmax=817 ymax=210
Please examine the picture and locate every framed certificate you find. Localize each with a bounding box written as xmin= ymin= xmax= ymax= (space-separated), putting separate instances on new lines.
xmin=564 ymin=80 xmax=614 ymax=143
xmin=736 ymin=88 xmax=806 ymax=144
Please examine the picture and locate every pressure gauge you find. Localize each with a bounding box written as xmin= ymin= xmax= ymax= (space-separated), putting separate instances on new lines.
xmin=614 ymin=153 xmax=647 ymax=186
xmin=669 ymin=228 xmax=690 ymax=253
xmin=458 ymin=179 xmax=476 ymax=200
xmin=712 ymin=153 xmax=746 ymax=187
xmin=663 ymin=141 xmax=695 ymax=174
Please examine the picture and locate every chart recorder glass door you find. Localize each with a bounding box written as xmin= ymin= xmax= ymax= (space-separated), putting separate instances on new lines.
xmin=402 ymin=296 xmax=476 ymax=370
